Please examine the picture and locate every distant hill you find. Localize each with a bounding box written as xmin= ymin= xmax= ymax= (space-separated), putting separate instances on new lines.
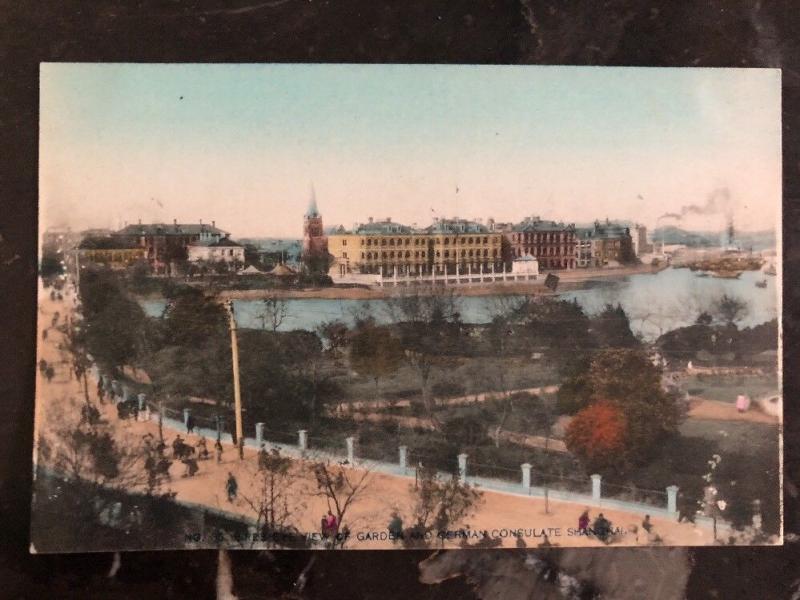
xmin=652 ymin=226 xmax=775 ymax=250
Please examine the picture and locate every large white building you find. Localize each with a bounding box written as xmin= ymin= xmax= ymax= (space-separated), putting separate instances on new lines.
xmin=187 ymin=236 xmax=245 ymax=265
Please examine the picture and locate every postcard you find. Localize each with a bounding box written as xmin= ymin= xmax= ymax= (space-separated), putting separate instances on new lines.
xmin=32 ymin=64 xmax=781 ymax=552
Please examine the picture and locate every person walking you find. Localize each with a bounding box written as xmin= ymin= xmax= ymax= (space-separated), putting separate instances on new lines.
xmin=592 ymin=513 xmax=612 ymax=544
xmin=226 ymin=472 xmax=238 ymax=502
xmin=183 ymin=457 xmax=199 ymax=478
xmin=258 ymin=443 xmax=269 ymax=470
xmin=320 ymin=514 xmax=330 ymax=539
xmin=388 ymin=512 xmax=403 ymax=541
xmin=172 ymin=435 xmax=185 ymax=459
xmin=197 ymin=437 xmax=209 ymax=460
xmin=186 ymin=414 xmax=195 ymax=435
xmin=642 ymin=514 xmax=653 ymax=535
xmin=215 ymin=439 xmax=224 ymax=463
xmin=325 ymin=510 xmax=338 ymax=536
xmin=578 ymin=510 xmax=590 ymax=535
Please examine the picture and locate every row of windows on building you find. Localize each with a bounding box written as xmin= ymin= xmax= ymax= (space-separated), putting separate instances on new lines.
xmin=344 ymin=248 xmax=500 ymax=260
xmin=511 ymin=232 xmax=574 ymax=243
xmin=347 ymin=236 xmax=495 ymax=247
xmin=512 ymin=246 xmax=573 ymax=257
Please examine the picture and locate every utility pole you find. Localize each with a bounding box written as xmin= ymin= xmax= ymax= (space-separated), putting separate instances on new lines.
xmin=225 ymin=300 xmax=244 ymax=459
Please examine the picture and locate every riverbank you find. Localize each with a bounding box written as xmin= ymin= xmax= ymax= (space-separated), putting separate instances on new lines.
xmin=215 ymin=263 xmax=667 ymax=301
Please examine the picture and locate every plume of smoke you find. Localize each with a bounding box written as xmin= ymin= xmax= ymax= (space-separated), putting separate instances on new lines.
xmin=657 ymin=187 xmax=734 ymax=223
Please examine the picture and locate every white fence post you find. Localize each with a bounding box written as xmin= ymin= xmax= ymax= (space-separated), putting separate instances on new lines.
xmin=521 ymin=463 xmax=532 ymax=490
xmin=591 ymin=473 xmax=602 ymax=501
xmin=346 ymin=436 xmax=355 ymax=463
xmin=457 ymin=453 xmax=468 ymax=485
xmin=399 ymin=445 xmax=408 ymax=473
xmin=298 ymin=429 xmax=308 ymax=452
xmin=255 ymin=422 xmax=265 ymax=447
xmin=666 ymin=485 xmax=679 ymax=515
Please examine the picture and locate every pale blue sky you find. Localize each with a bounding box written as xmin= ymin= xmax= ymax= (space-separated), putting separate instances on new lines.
xmin=40 ymin=64 xmax=781 ymax=237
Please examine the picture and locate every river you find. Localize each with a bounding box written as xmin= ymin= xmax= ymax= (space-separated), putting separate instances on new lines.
xmin=140 ymin=267 xmax=778 ymax=341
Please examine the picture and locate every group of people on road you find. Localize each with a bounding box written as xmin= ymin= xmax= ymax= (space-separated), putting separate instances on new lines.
xmin=38 ymin=358 xmax=55 ymax=383
xmin=142 ymin=433 xmax=171 ymax=487
xmin=167 ymin=433 xmax=227 ymax=478
xmin=577 ymin=509 xmax=655 ymax=544
xmin=577 ymin=509 xmax=614 ymax=543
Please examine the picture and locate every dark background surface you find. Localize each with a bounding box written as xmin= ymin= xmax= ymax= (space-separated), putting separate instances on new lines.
xmin=1 ymin=1 xmax=799 ymax=598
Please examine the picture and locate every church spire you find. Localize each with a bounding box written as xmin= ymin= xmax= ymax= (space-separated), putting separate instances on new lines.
xmin=306 ymin=184 xmax=319 ymax=218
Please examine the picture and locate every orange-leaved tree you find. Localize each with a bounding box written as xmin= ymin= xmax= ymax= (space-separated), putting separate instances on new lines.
xmin=565 ymin=400 xmax=628 ymax=471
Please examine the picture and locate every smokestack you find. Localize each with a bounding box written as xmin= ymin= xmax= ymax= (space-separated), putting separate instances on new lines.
xmin=368 ymin=217 xmax=373 ymax=223
xmin=173 ymin=218 xmax=177 ymax=225
xmin=212 ymin=220 xmax=215 ymax=228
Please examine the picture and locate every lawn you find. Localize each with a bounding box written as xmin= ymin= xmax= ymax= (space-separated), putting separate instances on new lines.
xmin=678 ymin=372 xmax=779 ymax=403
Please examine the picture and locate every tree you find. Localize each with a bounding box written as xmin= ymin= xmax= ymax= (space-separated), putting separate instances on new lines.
xmin=76 ymin=269 xmax=150 ymax=373
xmin=712 ymin=294 xmax=749 ymax=326
xmin=161 ymin=287 xmax=228 ymax=348
xmin=309 ymin=461 xmax=371 ymax=548
xmin=587 ymin=348 xmax=685 ymax=461
xmin=239 ymin=448 xmax=303 ymax=547
xmin=316 ymin=320 xmax=350 ymax=359
xmin=350 ymin=325 xmax=403 ymax=397
xmin=695 ymin=311 xmax=713 ymax=326
xmin=40 ymin=247 xmax=64 ymax=279
xmin=556 ymin=354 xmax=593 ymax=414
xmin=402 ymin=466 xmax=482 ymax=549
xmin=258 ymin=294 xmax=288 ymax=332
xmin=561 ymin=348 xmax=686 ymax=470
xmin=387 ymin=288 xmax=463 ymax=420
xmin=565 ymin=400 xmax=628 ymax=471
xmin=514 ymin=297 xmax=594 ymax=373
xmin=591 ymin=304 xmax=638 ymax=348
xmin=440 ymin=412 xmax=490 ymax=451
xmin=128 ymin=259 xmax=152 ymax=288
xmin=38 ymin=396 xmax=177 ymax=546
